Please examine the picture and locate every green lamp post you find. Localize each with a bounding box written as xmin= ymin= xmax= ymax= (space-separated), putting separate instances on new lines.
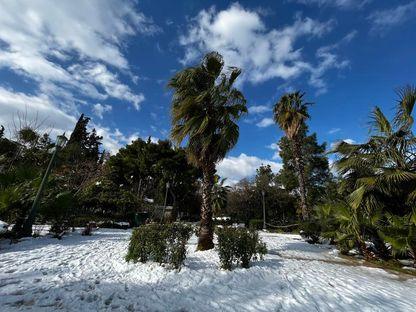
xmin=161 ymin=181 xmax=170 ymax=223
xmin=262 ymin=190 xmax=266 ymax=230
xmin=20 ymin=133 xmax=68 ymax=237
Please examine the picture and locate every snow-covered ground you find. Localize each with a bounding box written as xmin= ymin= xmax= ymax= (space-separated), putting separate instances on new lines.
xmin=1 ymin=229 xmax=416 ymax=311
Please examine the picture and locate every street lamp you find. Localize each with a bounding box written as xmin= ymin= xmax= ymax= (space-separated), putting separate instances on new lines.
xmin=262 ymin=190 xmax=266 ymax=230
xmin=55 ymin=134 xmax=68 ymax=149
xmin=20 ymin=133 xmax=68 ymax=237
xmin=161 ymin=181 xmax=170 ymax=223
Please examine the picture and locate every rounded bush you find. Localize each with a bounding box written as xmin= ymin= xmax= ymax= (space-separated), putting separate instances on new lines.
xmin=216 ymin=227 xmax=267 ymax=270
xmin=126 ymin=223 xmax=192 ymax=270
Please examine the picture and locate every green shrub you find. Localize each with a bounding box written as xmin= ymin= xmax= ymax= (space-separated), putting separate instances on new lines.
xmin=216 ymin=227 xmax=267 ymax=270
xmin=125 ymin=223 xmax=192 ymax=270
xmin=192 ymin=223 xmax=200 ymax=237
xmin=249 ymin=219 xmax=264 ymax=230
xmin=300 ymin=220 xmax=321 ymax=244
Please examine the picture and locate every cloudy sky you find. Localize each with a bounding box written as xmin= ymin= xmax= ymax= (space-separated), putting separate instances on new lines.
xmin=0 ymin=0 xmax=415 ymax=184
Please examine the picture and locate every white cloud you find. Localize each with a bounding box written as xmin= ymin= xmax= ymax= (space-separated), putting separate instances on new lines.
xmin=0 ymin=86 xmax=76 ymax=137
xmin=0 ymin=0 xmax=157 ymax=69
xmin=292 ymin=0 xmax=371 ymax=9
xmin=308 ymin=47 xmax=350 ymax=95
xmin=266 ymin=142 xmax=281 ymax=160
xmin=267 ymin=143 xmax=279 ymax=149
xmin=0 ymin=86 xmax=133 ymax=154
xmin=330 ymin=138 xmax=356 ymax=149
xmin=217 ymin=153 xmax=282 ymax=185
xmin=94 ymin=126 xmax=159 ymax=154
xmin=249 ymin=105 xmax=271 ymax=114
xmin=300 ymin=30 xmax=355 ymax=94
xmin=368 ymin=1 xmax=416 ymax=34
xmin=93 ymin=103 xmax=112 ymax=119
xmin=0 ymin=0 xmax=156 ymax=153
xmin=68 ymin=63 xmax=145 ymax=110
xmin=94 ymin=126 xmax=127 ymax=155
xmin=0 ymin=0 xmax=152 ymax=112
xmin=179 ymin=3 xmax=347 ymax=93
xmin=328 ymin=127 xmax=341 ymax=134
xmin=256 ymin=117 xmax=274 ymax=128
xmin=343 ymin=138 xmax=355 ymax=144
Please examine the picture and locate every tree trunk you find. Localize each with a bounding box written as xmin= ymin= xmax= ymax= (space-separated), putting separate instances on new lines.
xmin=357 ymin=239 xmax=375 ymax=261
xmin=197 ymin=163 xmax=216 ymax=250
xmin=291 ymin=139 xmax=308 ymax=221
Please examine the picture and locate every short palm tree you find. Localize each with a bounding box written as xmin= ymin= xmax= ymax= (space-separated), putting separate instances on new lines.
xmin=273 ymin=92 xmax=311 ymax=220
xmin=332 ymin=85 xmax=416 ymax=259
xmin=212 ymin=176 xmax=230 ymax=217
xmin=334 ymin=86 xmax=416 ymax=217
xmin=168 ymin=52 xmax=247 ymax=250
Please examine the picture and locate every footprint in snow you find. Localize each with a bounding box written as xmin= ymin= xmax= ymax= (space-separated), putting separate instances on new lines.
xmin=11 ymin=299 xmax=35 ymax=307
xmin=105 ymin=293 xmax=114 ymax=305
xmin=0 ymin=279 xmax=21 ymax=287
xmin=86 ymin=293 xmax=99 ymax=303
xmin=8 ymin=290 xmax=25 ymax=296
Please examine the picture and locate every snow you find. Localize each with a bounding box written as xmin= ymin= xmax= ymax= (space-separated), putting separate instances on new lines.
xmin=0 ymin=221 xmax=8 ymax=234
xmin=1 ymin=229 xmax=416 ymax=311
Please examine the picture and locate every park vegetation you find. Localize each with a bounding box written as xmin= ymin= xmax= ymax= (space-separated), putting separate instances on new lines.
xmin=0 ymin=51 xmax=415 ymax=269
xmin=126 ymin=223 xmax=192 ymax=270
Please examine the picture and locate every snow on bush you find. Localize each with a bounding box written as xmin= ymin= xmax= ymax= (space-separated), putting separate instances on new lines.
xmin=217 ymin=227 xmax=267 ymax=270
xmin=126 ymin=223 xmax=192 ymax=270
xmin=0 ymin=220 xmax=8 ymax=234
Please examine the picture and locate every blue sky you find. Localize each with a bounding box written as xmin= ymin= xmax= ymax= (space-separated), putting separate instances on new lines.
xmin=0 ymin=0 xmax=415 ymax=184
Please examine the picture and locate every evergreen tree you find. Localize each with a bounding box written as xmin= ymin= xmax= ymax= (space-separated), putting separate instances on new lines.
xmin=67 ymin=114 xmax=90 ymax=146
xmin=88 ymin=138 xmax=201 ymax=220
xmin=273 ymin=92 xmax=311 ymax=220
xmin=255 ymin=165 xmax=275 ymax=191
xmin=225 ymin=166 xmax=297 ymax=225
xmin=0 ymin=126 xmax=19 ymax=161
xmin=86 ymin=128 xmax=102 ymax=162
xmin=276 ymin=125 xmax=332 ymax=212
xmin=65 ymin=114 xmax=102 ymax=163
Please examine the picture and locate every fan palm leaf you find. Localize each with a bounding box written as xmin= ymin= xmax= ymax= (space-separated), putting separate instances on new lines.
xmin=273 ymin=91 xmax=311 ymax=220
xmin=168 ymin=52 xmax=247 ymax=250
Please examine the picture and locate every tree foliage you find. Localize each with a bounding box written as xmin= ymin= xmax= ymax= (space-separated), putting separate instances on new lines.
xmin=273 ymin=91 xmax=311 ymax=220
xmin=309 ymin=86 xmax=416 ymax=264
xmin=169 ymin=51 xmax=247 ymax=250
xmin=277 ymin=125 xmax=333 ymax=210
xmin=225 ymin=166 xmax=297 ymax=226
xmin=79 ymin=137 xmax=201 ymax=222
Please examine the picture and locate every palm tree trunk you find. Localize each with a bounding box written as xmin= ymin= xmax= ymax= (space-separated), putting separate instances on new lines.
xmin=197 ymin=163 xmax=216 ymax=250
xmin=357 ymin=239 xmax=375 ymax=260
xmin=292 ymin=139 xmax=308 ymax=220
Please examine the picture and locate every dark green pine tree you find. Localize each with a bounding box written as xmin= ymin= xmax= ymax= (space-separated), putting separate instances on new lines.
xmin=276 ymin=125 xmax=332 ymax=210
xmin=67 ymin=114 xmax=90 ymax=146
xmin=0 ymin=125 xmax=4 ymax=138
xmin=65 ymin=114 xmax=102 ymax=163
xmin=85 ymin=128 xmax=102 ymax=162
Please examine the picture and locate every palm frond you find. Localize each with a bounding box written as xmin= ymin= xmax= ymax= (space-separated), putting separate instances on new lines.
xmin=394 ymin=85 xmax=416 ymax=129
xmin=370 ymin=106 xmax=392 ymax=135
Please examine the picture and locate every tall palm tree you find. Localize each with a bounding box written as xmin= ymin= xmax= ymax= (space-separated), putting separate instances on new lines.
xmin=273 ymin=92 xmax=311 ymax=220
xmin=168 ymin=52 xmax=247 ymax=250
